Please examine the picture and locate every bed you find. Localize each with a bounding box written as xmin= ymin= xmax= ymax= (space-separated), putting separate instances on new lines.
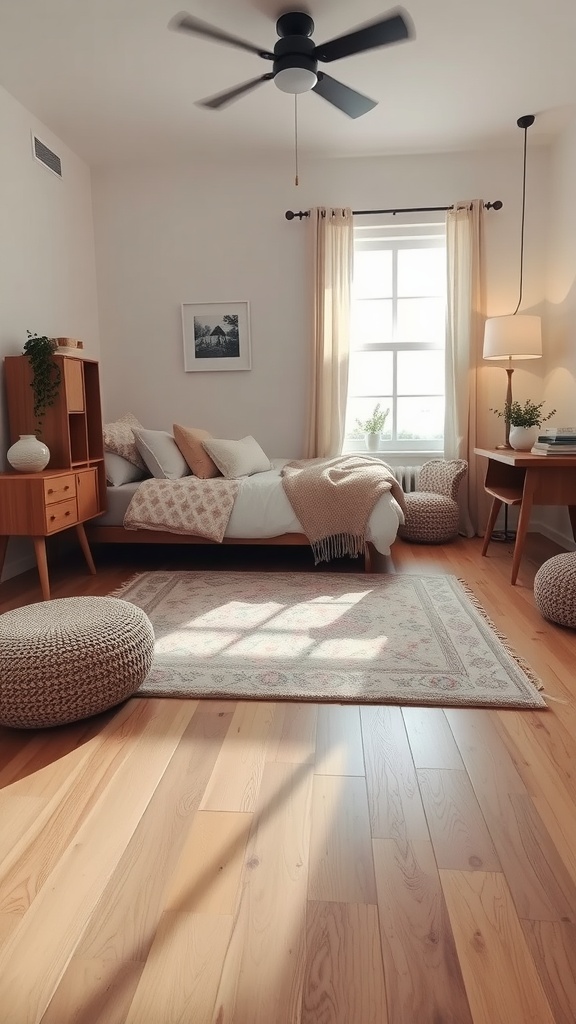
xmin=86 ymin=459 xmax=405 ymax=570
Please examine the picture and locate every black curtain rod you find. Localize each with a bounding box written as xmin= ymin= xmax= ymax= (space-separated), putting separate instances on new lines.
xmin=285 ymin=201 xmax=503 ymax=220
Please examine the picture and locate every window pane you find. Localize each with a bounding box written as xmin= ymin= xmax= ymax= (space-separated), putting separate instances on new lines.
xmin=397 ymin=397 xmax=445 ymax=440
xmin=345 ymin=397 xmax=392 ymax=439
xmin=351 ymin=299 xmax=392 ymax=346
xmin=353 ymin=250 xmax=392 ymax=298
xmin=397 ymin=350 xmax=444 ymax=396
xmin=398 ymin=247 xmax=446 ymax=297
xmin=396 ymin=298 xmax=445 ymax=345
xmin=348 ymin=351 xmax=393 ymax=396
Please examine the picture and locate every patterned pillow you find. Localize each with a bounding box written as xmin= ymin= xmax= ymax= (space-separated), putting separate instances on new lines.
xmin=173 ymin=424 xmax=220 ymax=479
xmin=103 ymin=413 xmax=147 ymax=470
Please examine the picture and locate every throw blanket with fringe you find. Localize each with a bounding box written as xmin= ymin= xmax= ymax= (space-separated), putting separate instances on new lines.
xmin=124 ymin=477 xmax=240 ymax=542
xmin=281 ymin=456 xmax=407 ymax=564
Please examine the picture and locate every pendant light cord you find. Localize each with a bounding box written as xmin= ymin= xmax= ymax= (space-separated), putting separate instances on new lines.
xmin=513 ymin=116 xmax=533 ymax=315
xmin=294 ymin=94 xmax=299 ymax=186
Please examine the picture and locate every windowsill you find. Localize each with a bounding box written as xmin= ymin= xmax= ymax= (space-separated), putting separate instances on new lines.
xmin=343 ymin=447 xmax=444 ymax=460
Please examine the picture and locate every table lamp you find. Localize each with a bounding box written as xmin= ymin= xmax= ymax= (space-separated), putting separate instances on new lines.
xmin=483 ymin=313 xmax=542 ymax=447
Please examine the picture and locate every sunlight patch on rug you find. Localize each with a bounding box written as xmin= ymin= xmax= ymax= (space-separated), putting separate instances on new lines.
xmin=112 ymin=571 xmax=546 ymax=709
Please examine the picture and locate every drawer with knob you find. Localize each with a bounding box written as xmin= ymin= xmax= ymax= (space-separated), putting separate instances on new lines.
xmin=44 ymin=497 xmax=78 ymax=533
xmin=44 ymin=474 xmax=76 ymax=505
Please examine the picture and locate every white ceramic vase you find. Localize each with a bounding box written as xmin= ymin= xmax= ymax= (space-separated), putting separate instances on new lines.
xmin=509 ymin=425 xmax=539 ymax=451
xmin=7 ymin=434 xmax=50 ymax=472
xmin=364 ymin=432 xmax=381 ymax=452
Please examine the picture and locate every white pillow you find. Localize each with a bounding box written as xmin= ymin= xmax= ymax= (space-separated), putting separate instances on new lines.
xmin=105 ymin=451 xmax=148 ymax=487
xmin=133 ymin=428 xmax=191 ymax=480
xmin=201 ymin=435 xmax=271 ymax=479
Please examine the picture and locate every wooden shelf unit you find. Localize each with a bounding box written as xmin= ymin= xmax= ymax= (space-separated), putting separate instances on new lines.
xmin=4 ymin=353 xmax=106 ymax=509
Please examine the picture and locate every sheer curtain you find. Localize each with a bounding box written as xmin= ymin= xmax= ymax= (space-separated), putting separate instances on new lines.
xmin=444 ymin=200 xmax=486 ymax=536
xmin=305 ymin=207 xmax=354 ymax=458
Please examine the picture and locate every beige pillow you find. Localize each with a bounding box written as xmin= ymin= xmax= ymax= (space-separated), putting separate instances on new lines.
xmin=173 ymin=424 xmax=220 ymax=479
xmin=133 ymin=428 xmax=190 ymax=480
xmin=103 ymin=412 xmax=147 ymax=470
xmin=201 ymin=435 xmax=271 ymax=479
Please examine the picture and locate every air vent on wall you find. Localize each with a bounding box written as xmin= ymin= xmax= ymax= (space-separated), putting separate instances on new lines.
xmin=32 ymin=135 xmax=62 ymax=178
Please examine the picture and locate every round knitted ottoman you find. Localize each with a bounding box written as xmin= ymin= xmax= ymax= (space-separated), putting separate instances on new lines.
xmin=398 ymin=492 xmax=460 ymax=544
xmin=534 ymin=552 xmax=576 ymax=629
xmin=0 ymin=597 xmax=155 ymax=729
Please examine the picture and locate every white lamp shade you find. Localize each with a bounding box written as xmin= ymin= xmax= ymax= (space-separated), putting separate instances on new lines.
xmin=483 ymin=314 xmax=542 ymax=360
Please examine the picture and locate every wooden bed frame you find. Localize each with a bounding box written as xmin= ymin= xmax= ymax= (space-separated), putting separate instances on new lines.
xmin=85 ymin=525 xmax=377 ymax=572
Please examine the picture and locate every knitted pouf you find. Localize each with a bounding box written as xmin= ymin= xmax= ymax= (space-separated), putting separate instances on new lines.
xmin=534 ymin=552 xmax=576 ymax=629
xmin=0 ymin=596 xmax=155 ymax=729
xmin=398 ymin=492 xmax=460 ymax=544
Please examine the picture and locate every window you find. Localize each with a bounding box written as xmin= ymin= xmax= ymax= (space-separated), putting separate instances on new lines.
xmin=344 ymin=216 xmax=447 ymax=452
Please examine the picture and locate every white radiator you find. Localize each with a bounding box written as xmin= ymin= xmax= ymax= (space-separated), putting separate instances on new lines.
xmin=392 ymin=465 xmax=421 ymax=492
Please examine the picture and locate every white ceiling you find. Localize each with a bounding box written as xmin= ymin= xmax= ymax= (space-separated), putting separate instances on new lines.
xmin=0 ymin=0 xmax=575 ymax=166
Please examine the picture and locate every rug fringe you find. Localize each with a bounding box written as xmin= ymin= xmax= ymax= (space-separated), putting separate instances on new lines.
xmin=108 ymin=571 xmax=145 ymax=599
xmin=456 ymin=577 xmax=545 ymax=697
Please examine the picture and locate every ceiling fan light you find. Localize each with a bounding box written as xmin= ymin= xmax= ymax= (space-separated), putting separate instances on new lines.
xmin=274 ymin=67 xmax=318 ymax=94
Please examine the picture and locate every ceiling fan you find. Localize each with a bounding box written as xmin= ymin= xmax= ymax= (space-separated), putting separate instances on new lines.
xmin=169 ymin=8 xmax=413 ymax=118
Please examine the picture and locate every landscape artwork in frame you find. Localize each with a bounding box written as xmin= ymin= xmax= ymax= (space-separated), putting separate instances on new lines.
xmin=182 ymin=301 xmax=251 ymax=372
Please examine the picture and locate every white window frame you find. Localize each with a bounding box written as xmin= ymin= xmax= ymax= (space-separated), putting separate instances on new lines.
xmin=344 ymin=215 xmax=446 ymax=455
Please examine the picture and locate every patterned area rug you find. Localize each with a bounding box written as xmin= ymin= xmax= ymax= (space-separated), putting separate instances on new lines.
xmin=113 ymin=571 xmax=546 ymax=709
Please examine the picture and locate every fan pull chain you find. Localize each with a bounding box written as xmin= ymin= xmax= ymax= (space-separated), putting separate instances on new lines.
xmin=294 ymin=94 xmax=299 ymax=186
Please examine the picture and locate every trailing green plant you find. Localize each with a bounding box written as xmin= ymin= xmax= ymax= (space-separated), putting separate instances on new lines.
xmin=23 ymin=331 xmax=60 ymax=433
xmin=355 ymin=403 xmax=390 ymax=434
xmin=491 ymin=398 xmax=556 ymax=428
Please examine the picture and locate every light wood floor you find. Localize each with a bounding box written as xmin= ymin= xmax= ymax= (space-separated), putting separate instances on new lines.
xmin=1 ymin=534 xmax=576 ymax=1024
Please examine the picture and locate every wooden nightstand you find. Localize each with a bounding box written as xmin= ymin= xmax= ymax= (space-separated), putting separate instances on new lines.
xmin=0 ymin=467 xmax=99 ymax=600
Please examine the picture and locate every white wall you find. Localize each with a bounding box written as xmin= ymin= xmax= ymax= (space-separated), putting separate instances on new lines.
xmin=93 ymin=146 xmax=550 ymax=462
xmin=0 ymin=84 xmax=100 ymax=580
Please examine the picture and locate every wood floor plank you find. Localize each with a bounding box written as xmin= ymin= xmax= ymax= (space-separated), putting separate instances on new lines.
xmin=521 ymin=920 xmax=576 ymax=1024
xmin=440 ymin=870 xmax=555 ymax=1024
xmin=417 ymin=768 xmax=501 ymax=872
xmin=361 ymin=706 xmax=429 ymax=842
xmin=211 ymin=760 xmax=313 ymax=1024
xmin=308 ymin=775 xmax=377 ymax=905
xmin=76 ymin=708 xmax=232 ymax=963
xmin=265 ymin=702 xmax=318 ymax=764
xmin=40 ymin=959 xmax=145 ymax=1024
xmin=315 ymin=704 xmax=365 ymax=776
xmin=0 ymin=702 xmax=164 ymax=915
xmin=0 ymin=700 xmax=196 ymax=1024
xmin=200 ymin=701 xmax=276 ymax=812
xmin=402 ymin=707 xmax=464 ymax=769
xmin=163 ymin=810 xmax=252 ymax=916
xmin=0 ymin=795 xmax=44 ymax=869
xmin=123 ymin=912 xmax=233 ymax=1024
xmin=373 ymin=838 xmax=473 ymax=1024
xmin=302 ymin=901 xmax=388 ymax=1024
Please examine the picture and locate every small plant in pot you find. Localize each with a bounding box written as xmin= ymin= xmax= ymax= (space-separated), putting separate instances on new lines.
xmin=491 ymin=399 xmax=556 ymax=450
xmin=355 ymin=403 xmax=390 ymax=452
xmin=23 ymin=331 xmax=60 ymax=433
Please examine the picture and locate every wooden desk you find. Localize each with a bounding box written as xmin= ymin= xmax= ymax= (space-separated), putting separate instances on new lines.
xmin=475 ymin=448 xmax=576 ymax=584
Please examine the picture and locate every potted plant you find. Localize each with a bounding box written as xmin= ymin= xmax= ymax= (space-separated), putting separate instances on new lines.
xmin=355 ymin=403 xmax=390 ymax=452
xmin=23 ymin=332 xmax=60 ymax=432
xmin=491 ymin=399 xmax=556 ymax=450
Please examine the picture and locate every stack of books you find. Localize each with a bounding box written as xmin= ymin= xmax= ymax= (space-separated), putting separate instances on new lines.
xmin=531 ymin=427 xmax=576 ymax=455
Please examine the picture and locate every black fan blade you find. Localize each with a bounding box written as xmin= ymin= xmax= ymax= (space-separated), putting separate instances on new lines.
xmin=313 ymin=10 xmax=411 ymax=63
xmin=196 ymin=74 xmax=274 ymax=110
xmin=170 ymin=12 xmax=274 ymax=60
xmin=312 ymin=73 xmax=377 ymax=119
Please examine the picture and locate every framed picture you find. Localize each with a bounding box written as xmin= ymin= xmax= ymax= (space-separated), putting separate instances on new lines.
xmin=182 ymin=301 xmax=251 ymax=372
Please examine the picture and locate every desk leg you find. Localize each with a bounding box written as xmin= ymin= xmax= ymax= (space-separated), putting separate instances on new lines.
xmin=481 ymin=498 xmax=502 ymax=556
xmin=0 ymin=536 xmax=8 ymax=582
xmin=569 ymin=506 xmax=576 ymax=542
xmin=76 ymin=523 xmax=96 ymax=575
xmin=32 ymin=537 xmax=50 ymax=600
xmin=511 ymin=474 xmax=537 ymax=586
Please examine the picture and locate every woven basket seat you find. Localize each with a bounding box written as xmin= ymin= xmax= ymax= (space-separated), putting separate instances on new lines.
xmin=533 ymin=552 xmax=576 ymax=629
xmin=0 ymin=596 xmax=155 ymax=729
xmin=398 ymin=459 xmax=468 ymax=544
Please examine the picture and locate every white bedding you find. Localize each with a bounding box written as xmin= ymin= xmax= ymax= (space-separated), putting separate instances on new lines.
xmin=96 ymin=459 xmax=404 ymax=556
